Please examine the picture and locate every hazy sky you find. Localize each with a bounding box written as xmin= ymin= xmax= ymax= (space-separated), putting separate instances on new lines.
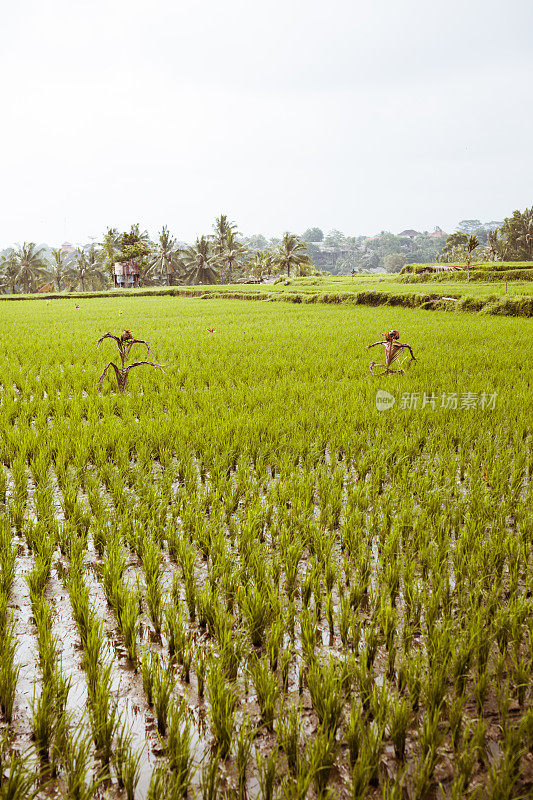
xmin=1 ymin=0 xmax=532 ymax=246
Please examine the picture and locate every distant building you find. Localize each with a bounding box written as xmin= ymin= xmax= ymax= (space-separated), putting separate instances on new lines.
xmin=113 ymin=261 xmax=139 ymax=288
xmin=399 ymin=229 xmax=421 ymax=238
xmin=61 ymin=241 xmax=76 ymax=254
xmin=428 ymin=227 xmax=447 ymax=239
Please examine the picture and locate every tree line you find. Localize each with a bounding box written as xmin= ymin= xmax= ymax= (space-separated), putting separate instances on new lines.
xmin=439 ymin=208 xmax=533 ymax=264
xmin=0 ymin=216 xmax=315 ymax=294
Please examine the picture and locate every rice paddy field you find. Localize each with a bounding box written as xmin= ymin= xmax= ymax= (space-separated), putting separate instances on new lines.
xmin=0 ymin=296 xmax=531 ymax=800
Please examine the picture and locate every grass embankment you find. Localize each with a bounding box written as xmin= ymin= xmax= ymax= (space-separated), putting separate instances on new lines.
xmin=1 ymin=272 xmax=533 ymax=315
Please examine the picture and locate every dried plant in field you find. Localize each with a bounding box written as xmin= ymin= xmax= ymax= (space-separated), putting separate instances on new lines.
xmin=97 ymin=331 xmax=164 ymax=392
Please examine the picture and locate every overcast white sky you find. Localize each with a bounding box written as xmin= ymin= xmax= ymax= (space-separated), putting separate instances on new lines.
xmin=1 ymin=0 xmax=532 ymax=247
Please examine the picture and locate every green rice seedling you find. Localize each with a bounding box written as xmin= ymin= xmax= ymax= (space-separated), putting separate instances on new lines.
xmin=166 ymin=700 xmax=195 ymax=796
xmin=496 ymin=678 xmax=512 ymax=735
xmin=299 ymin=606 xmax=317 ymax=661
xmin=207 ymin=662 xmax=236 ymax=757
xmin=411 ymin=748 xmax=438 ymax=800
xmin=89 ymin=670 xmax=118 ymax=765
xmin=31 ymin=682 xmax=57 ymax=763
xmin=474 ymin=669 xmax=489 ymax=714
xmin=147 ymin=762 xmax=180 ymax=800
xmin=283 ymin=541 xmax=302 ymax=599
xmin=370 ymin=677 xmax=389 ymax=729
xmin=152 ymin=654 xmax=175 ymax=736
xmin=266 ymin=614 xmax=284 ymax=672
xmin=278 ymin=703 xmax=302 ymax=775
xmin=280 ymin=647 xmax=292 ymax=694
xmin=381 ymin=773 xmax=404 ymax=800
xmin=348 ymin=747 xmax=370 ymax=799
xmin=424 ymin=662 xmax=447 ymax=715
xmin=453 ymin=724 xmax=478 ymax=794
xmin=146 ymin=577 xmax=163 ymax=635
xmin=419 ymin=708 xmax=443 ymax=767
xmin=141 ymin=646 xmax=155 ymax=706
xmin=63 ymin=726 xmax=107 ymax=800
xmin=0 ymin=525 xmax=17 ymax=597
xmin=388 ymin=693 xmax=410 ymax=760
xmin=165 ymin=599 xmax=180 ymax=659
xmin=510 ymin=653 xmax=530 ymax=707
xmin=195 ymin=646 xmax=207 ymax=699
xmin=486 ymin=723 xmax=524 ymax=800
xmin=452 ymin=635 xmax=474 ymax=697
xmin=354 ymin=656 xmax=373 ymax=713
xmin=338 ymin=594 xmax=351 ymax=648
xmin=199 ymin=750 xmax=221 ymax=800
xmin=181 ymin=636 xmax=193 ymax=683
xmin=448 ymin=692 xmax=466 ymax=752
xmin=256 ymin=745 xmax=278 ymax=800
xmin=120 ymin=590 xmax=140 ymax=664
xmin=325 ymin=591 xmax=334 ymax=641
xmin=114 ymin=722 xmax=142 ymax=800
xmin=406 ymin=650 xmax=422 ymax=711
xmin=364 ymin=624 xmax=379 ymax=669
xmin=233 ymin=714 xmax=254 ymax=799
xmin=0 ymin=617 xmax=20 ymax=724
xmin=307 ymin=727 xmax=337 ymax=798
xmin=0 ymin=750 xmax=42 ymax=800
xmin=240 ymin=583 xmax=273 ymax=647
xmin=346 ymin=701 xmax=364 ymax=769
xmin=306 ymin=657 xmax=345 ymax=736
xmin=0 ymin=467 xmax=6 ymax=505
xmin=218 ymin=623 xmax=242 ymax=682
xmin=81 ymin=620 xmax=106 ymax=700
xmin=249 ymin=653 xmax=279 ymax=731
xmin=300 ymin=568 xmax=312 ymax=609
xmin=26 ymin=553 xmax=53 ymax=602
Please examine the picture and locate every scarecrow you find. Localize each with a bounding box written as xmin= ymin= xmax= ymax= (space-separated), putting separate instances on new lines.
xmin=367 ymin=330 xmax=416 ymax=376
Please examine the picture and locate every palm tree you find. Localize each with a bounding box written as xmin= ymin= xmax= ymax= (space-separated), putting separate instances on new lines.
xmin=181 ymin=237 xmax=219 ymax=285
xmin=516 ymin=213 xmax=533 ymax=260
xmin=487 ymin=230 xmax=501 ymax=262
xmin=274 ymin=233 xmax=309 ymax=277
xmin=466 ymin=235 xmax=479 ymax=279
xmin=212 ymin=214 xmax=238 ymax=259
xmin=0 ymin=250 xmax=17 ymax=294
xmin=150 ymin=226 xmax=182 ymax=285
xmin=9 ymin=243 xmax=47 ymax=293
xmin=221 ymin=231 xmax=248 ymax=283
xmin=68 ymin=246 xmax=107 ymax=292
xmin=98 ymin=227 xmax=121 ymax=282
xmin=43 ymin=248 xmax=70 ymax=292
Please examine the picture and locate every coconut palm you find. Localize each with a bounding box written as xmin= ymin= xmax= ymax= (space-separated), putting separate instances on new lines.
xmin=150 ymin=226 xmax=182 ymax=285
xmin=8 ymin=243 xmax=47 ymax=293
xmin=487 ymin=230 xmax=501 ymax=262
xmin=516 ymin=214 xmax=533 ymax=260
xmin=274 ymin=233 xmax=309 ymax=277
xmin=0 ymin=250 xmax=17 ymax=293
xmin=181 ymin=237 xmax=219 ymax=285
xmin=221 ymin=231 xmax=248 ymax=283
xmin=43 ymin=248 xmax=70 ymax=292
xmin=212 ymin=215 xmax=238 ymax=259
xmin=68 ymin=246 xmax=107 ymax=292
xmin=98 ymin=227 xmax=121 ymax=282
xmin=465 ymin=235 xmax=479 ymax=280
